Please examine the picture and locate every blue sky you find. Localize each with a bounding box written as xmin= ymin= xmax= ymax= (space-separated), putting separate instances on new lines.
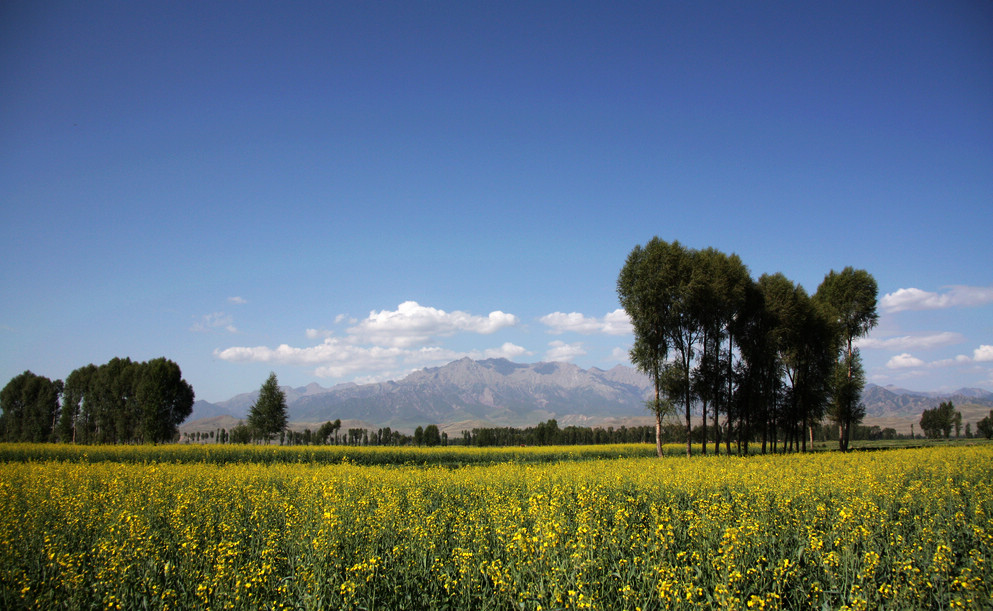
xmin=2 ymin=1 xmax=991 ymax=403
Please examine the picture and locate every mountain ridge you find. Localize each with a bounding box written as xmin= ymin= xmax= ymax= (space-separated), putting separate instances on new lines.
xmin=185 ymin=359 xmax=993 ymax=433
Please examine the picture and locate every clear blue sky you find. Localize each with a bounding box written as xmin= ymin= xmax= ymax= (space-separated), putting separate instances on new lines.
xmin=2 ymin=1 xmax=991 ymax=403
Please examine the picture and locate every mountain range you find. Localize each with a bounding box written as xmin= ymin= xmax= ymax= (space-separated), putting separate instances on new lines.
xmin=183 ymin=357 xmax=993 ymax=435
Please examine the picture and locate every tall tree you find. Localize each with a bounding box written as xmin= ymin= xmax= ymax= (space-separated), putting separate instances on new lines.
xmin=60 ymin=364 xmax=97 ymax=443
xmin=423 ymin=424 xmax=442 ymax=447
xmin=712 ymin=253 xmax=751 ymax=456
xmin=920 ymin=401 xmax=959 ymax=439
xmin=977 ymin=410 xmax=993 ymax=440
xmin=618 ymin=238 xmax=684 ymax=457
xmin=0 ymin=371 xmax=62 ymax=442
xmin=134 ymin=358 xmax=195 ymax=443
xmin=816 ymin=267 xmax=878 ymax=451
xmin=247 ymin=373 xmax=288 ymax=443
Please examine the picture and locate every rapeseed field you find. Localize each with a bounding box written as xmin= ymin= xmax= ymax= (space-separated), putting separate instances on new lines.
xmin=1 ymin=445 xmax=990 ymax=610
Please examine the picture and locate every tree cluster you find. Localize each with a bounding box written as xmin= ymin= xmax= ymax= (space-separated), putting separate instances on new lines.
xmin=0 ymin=371 xmax=62 ymax=442
xmin=1 ymin=357 xmax=194 ymax=444
xmin=978 ymin=410 xmax=993 ymax=440
xmin=462 ymin=419 xmax=659 ymax=446
xmin=919 ymin=401 xmax=962 ymax=439
xmin=618 ymin=238 xmax=878 ymax=457
xmin=210 ymin=420 xmax=416 ymax=446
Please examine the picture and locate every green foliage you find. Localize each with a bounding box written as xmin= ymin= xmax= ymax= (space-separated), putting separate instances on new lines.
xmin=816 ymin=267 xmax=879 ymax=451
xmin=920 ymin=401 xmax=961 ymax=439
xmin=247 ymin=373 xmax=288 ymax=442
xmin=0 ymin=371 xmax=62 ymax=443
xmin=422 ymin=424 xmax=442 ymax=447
xmin=229 ymin=422 xmax=253 ymax=444
xmin=828 ymin=350 xmax=867 ymax=451
xmin=618 ymin=239 xmax=879 ymax=457
xmin=978 ymin=410 xmax=993 ymax=440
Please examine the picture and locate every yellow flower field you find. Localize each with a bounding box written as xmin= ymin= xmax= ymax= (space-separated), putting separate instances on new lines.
xmin=1 ymin=445 xmax=990 ymax=610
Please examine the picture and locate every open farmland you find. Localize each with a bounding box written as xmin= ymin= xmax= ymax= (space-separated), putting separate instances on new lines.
xmin=2 ymin=444 xmax=991 ymax=610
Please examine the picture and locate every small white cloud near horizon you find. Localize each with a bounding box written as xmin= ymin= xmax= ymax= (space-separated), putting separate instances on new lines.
xmin=886 ymin=353 xmax=927 ymax=369
xmin=215 ymin=301 xmax=529 ymax=381
xmin=974 ymin=345 xmax=993 ymax=362
xmin=858 ymin=332 xmax=963 ymax=351
xmin=191 ymin=312 xmax=238 ymax=334
xmin=348 ymin=301 xmax=519 ymax=348
xmin=880 ymin=285 xmax=993 ymax=313
xmin=540 ymin=309 xmax=632 ymax=335
xmin=885 ymin=345 xmax=993 ymax=370
xmin=228 ymin=296 xmax=247 ymax=305
xmin=610 ymin=346 xmax=631 ymax=363
xmin=545 ymin=340 xmax=586 ymax=362
xmin=305 ymin=328 xmax=334 ymax=340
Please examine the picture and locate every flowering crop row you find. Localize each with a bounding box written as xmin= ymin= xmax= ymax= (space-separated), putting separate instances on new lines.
xmin=1 ymin=445 xmax=991 ymax=610
xmin=0 ymin=441 xmax=660 ymax=465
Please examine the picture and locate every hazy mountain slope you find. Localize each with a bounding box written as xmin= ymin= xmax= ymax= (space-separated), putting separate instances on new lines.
xmin=187 ymin=361 xmax=992 ymax=432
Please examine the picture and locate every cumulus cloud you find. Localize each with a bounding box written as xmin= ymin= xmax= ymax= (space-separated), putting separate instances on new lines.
xmin=217 ymin=339 xmax=532 ymax=380
xmin=880 ymin=285 xmax=993 ymax=313
xmin=348 ymin=301 xmax=519 ymax=347
xmin=483 ymin=342 xmax=532 ymax=359
xmin=884 ymin=345 xmax=993 ymax=370
xmin=228 ymin=296 xmax=247 ymax=305
xmin=610 ymin=347 xmax=631 ymax=362
xmin=191 ymin=312 xmax=237 ymax=333
xmin=539 ymin=309 xmax=632 ymax=335
xmin=857 ymin=332 xmax=963 ymax=351
xmin=886 ymin=353 xmax=926 ymax=369
xmin=545 ymin=340 xmax=586 ymax=362
xmin=974 ymin=345 xmax=993 ymax=362
xmin=216 ymin=301 xmax=527 ymax=381
xmin=305 ymin=328 xmax=333 ymax=340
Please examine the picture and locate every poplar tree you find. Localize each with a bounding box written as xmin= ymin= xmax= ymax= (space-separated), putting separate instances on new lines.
xmin=816 ymin=267 xmax=878 ymax=451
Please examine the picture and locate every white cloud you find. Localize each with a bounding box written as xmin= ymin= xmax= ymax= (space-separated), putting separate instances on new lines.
xmin=887 ymin=353 xmax=926 ymax=369
xmin=539 ymin=309 xmax=632 ymax=335
xmin=305 ymin=328 xmax=333 ymax=340
xmin=880 ymin=285 xmax=993 ymax=313
xmin=857 ymin=332 xmax=963 ymax=351
xmin=348 ymin=301 xmax=519 ymax=347
xmin=884 ymin=345 xmax=993 ymax=370
xmin=217 ymin=339 xmax=532 ymax=380
xmin=216 ymin=301 xmax=528 ymax=381
xmin=191 ymin=312 xmax=238 ymax=333
xmin=483 ymin=342 xmax=532 ymax=359
xmin=974 ymin=345 xmax=993 ymax=362
xmin=610 ymin=346 xmax=631 ymax=362
xmin=545 ymin=340 xmax=586 ymax=362
xmin=228 ymin=296 xmax=247 ymax=305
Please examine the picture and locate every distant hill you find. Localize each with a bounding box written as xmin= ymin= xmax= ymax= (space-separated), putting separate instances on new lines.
xmin=188 ymin=358 xmax=655 ymax=430
xmin=859 ymin=384 xmax=993 ymax=434
xmin=184 ymin=359 xmax=992 ymax=434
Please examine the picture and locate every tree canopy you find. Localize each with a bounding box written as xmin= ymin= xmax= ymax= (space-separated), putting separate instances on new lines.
xmin=920 ymin=401 xmax=960 ymax=439
xmin=2 ymin=358 xmax=194 ymax=444
xmin=618 ymin=237 xmax=877 ymax=454
xmin=247 ymin=372 xmax=288 ymax=443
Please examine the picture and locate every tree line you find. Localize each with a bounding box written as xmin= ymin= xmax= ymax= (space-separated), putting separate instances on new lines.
xmin=919 ymin=401 xmax=993 ymax=440
xmin=618 ymin=238 xmax=879 ymax=457
xmin=1 ymin=357 xmax=194 ymax=444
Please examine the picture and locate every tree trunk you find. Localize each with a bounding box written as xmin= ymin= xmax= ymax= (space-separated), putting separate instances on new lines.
xmin=701 ymin=399 xmax=708 ymax=456
xmin=655 ymin=409 xmax=663 ymax=458
xmin=684 ymin=359 xmax=693 ymax=459
xmin=654 ymin=386 xmax=663 ymax=458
